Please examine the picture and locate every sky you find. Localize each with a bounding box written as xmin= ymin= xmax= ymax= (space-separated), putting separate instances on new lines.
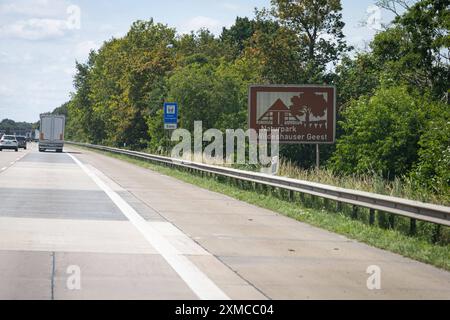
xmin=0 ymin=0 xmax=393 ymax=123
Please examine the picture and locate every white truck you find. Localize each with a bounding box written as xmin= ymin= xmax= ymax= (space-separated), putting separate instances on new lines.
xmin=39 ymin=114 xmax=65 ymax=153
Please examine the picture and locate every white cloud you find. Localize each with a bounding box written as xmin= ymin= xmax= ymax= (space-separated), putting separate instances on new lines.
xmin=75 ymin=40 xmax=100 ymax=61
xmin=0 ymin=84 xmax=13 ymax=96
xmin=0 ymin=0 xmax=69 ymax=18
xmin=0 ymin=18 xmax=70 ymax=40
xmin=221 ymin=3 xmax=240 ymax=11
xmin=0 ymin=1 xmax=81 ymax=40
xmin=99 ymin=24 xmax=115 ymax=32
xmin=63 ymin=66 xmax=76 ymax=76
xmin=0 ymin=51 xmax=34 ymax=64
xmin=182 ymin=16 xmax=222 ymax=34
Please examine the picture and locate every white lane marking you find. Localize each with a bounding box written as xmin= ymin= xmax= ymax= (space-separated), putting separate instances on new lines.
xmin=1 ymin=167 xmax=6 ymax=171
xmin=67 ymin=153 xmax=229 ymax=300
xmin=10 ymin=162 xmax=15 ymax=165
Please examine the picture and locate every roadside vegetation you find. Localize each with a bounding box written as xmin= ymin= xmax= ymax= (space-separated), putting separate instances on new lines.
xmin=278 ymin=160 xmax=449 ymax=206
xmin=78 ymin=146 xmax=450 ymax=271
xmin=48 ymin=0 xmax=449 ymax=208
xmin=49 ymin=0 xmax=448 ymax=253
xmin=0 ymin=119 xmax=34 ymax=135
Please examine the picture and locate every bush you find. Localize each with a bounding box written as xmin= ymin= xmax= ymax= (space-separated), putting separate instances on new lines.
xmin=411 ymin=113 xmax=450 ymax=198
xmin=329 ymin=85 xmax=426 ymax=178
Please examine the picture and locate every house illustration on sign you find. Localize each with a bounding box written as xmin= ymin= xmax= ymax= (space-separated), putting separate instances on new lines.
xmin=257 ymin=99 xmax=302 ymax=126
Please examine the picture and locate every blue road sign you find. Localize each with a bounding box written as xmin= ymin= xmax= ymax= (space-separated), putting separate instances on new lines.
xmin=164 ymin=102 xmax=178 ymax=129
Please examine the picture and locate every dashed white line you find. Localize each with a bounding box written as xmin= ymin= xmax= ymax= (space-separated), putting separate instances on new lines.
xmin=1 ymin=167 xmax=6 ymax=171
xmin=67 ymin=153 xmax=230 ymax=300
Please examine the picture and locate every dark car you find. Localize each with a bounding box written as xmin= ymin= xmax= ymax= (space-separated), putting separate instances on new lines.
xmin=16 ymin=136 xmax=27 ymax=149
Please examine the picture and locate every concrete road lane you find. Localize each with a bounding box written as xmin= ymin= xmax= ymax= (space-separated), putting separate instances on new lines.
xmin=0 ymin=146 xmax=449 ymax=300
xmin=67 ymin=146 xmax=450 ymax=300
xmin=0 ymin=148 xmax=257 ymax=300
xmin=0 ymin=142 xmax=31 ymax=173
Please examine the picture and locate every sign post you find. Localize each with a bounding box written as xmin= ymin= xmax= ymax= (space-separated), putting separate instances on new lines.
xmin=316 ymin=144 xmax=320 ymax=170
xmin=248 ymin=85 xmax=336 ymax=169
xmin=163 ymin=102 xmax=178 ymax=153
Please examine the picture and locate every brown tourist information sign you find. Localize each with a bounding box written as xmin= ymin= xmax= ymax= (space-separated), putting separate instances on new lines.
xmin=248 ymin=85 xmax=336 ymax=144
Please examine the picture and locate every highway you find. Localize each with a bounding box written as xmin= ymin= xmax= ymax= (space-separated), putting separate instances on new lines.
xmin=0 ymin=143 xmax=449 ymax=300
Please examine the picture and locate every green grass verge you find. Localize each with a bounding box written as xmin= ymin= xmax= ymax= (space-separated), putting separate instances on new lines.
xmin=76 ymin=146 xmax=450 ymax=271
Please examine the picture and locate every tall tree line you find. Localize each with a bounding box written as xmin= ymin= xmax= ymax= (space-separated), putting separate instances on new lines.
xmin=55 ymin=0 xmax=448 ymax=196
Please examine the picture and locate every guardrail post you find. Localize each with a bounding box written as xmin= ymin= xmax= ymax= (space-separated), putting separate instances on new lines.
xmin=352 ymin=205 xmax=358 ymax=219
xmin=389 ymin=214 xmax=395 ymax=229
xmin=300 ymin=193 xmax=305 ymax=204
xmin=432 ymin=224 xmax=441 ymax=244
xmin=289 ymin=190 xmax=294 ymax=201
xmin=378 ymin=211 xmax=387 ymax=228
xmin=336 ymin=202 xmax=342 ymax=212
xmin=409 ymin=218 xmax=417 ymax=235
xmin=369 ymin=209 xmax=375 ymax=225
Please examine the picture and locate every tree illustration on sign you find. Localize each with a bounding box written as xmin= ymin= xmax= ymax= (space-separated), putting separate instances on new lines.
xmin=289 ymin=91 xmax=327 ymax=128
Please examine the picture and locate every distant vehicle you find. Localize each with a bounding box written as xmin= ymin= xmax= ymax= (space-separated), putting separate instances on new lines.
xmin=0 ymin=135 xmax=19 ymax=152
xmin=16 ymin=136 xmax=27 ymax=149
xmin=39 ymin=115 xmax=65 ymax=153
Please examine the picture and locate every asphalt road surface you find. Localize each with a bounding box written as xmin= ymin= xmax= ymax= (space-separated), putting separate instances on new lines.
xmin=0 ymin=143 xmax=449 ymax=300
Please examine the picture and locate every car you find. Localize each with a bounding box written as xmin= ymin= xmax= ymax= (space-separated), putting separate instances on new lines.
xmin=15 ymin=136 xmax=27 ymax=149
xmin=0 ymin=135 xmax=19 ymax=152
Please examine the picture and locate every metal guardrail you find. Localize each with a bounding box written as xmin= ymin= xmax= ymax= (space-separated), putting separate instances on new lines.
xmin=68 ymin=142 xmax=450 ymax=227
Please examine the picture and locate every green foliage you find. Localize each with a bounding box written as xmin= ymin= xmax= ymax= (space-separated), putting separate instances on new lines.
xmin=333 ymin=53 xmax=380 ymax=107
xmin=67 ymin=20 xmax=176 ymax=148
xmin=271 ymin=0 xmax=351 ymax=77
xmin=411 ymin=109 xmax=450 ymax=198
xmin=221 ymin=17 xmax=256 ymax=57
xmin=370 ymin=0 xmax=449 ymax=99
xmin=330 ymin=85 xmax=427 ymax=178
xmin=166 ymin=60 xmax=246 ymax=132
xmin=0 ymin=119 xmax=33 ymax=135
xmin=48 ymin=0 xmax=448 ymax=202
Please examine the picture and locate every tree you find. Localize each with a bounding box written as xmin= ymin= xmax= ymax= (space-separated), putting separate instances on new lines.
xmin=271 ymin=0 xmax=350 ymax=78
xmin=370 ymin=0 xmax=449 ymax=99
xmin=329 ymin=85 xmax=429 ymax=177
xmin=166 ymin=60 xmax=246 ymax=133
xmin=221 ymin=17 xmax=256 ymax=57
xmin=333 ymin=53 xmax=380 ymax=108
xmin=290 ymin=91 xmax=328 ymax=127
xmin=411 ymin=102 xmax=450 ymax=196
xmin=0 ymin=119 xmax=33 ymax=135
xmin=70 ymin=51 xmax=106 ymax=143
xmin=247 ymin=21 xmax=305 ymax=84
